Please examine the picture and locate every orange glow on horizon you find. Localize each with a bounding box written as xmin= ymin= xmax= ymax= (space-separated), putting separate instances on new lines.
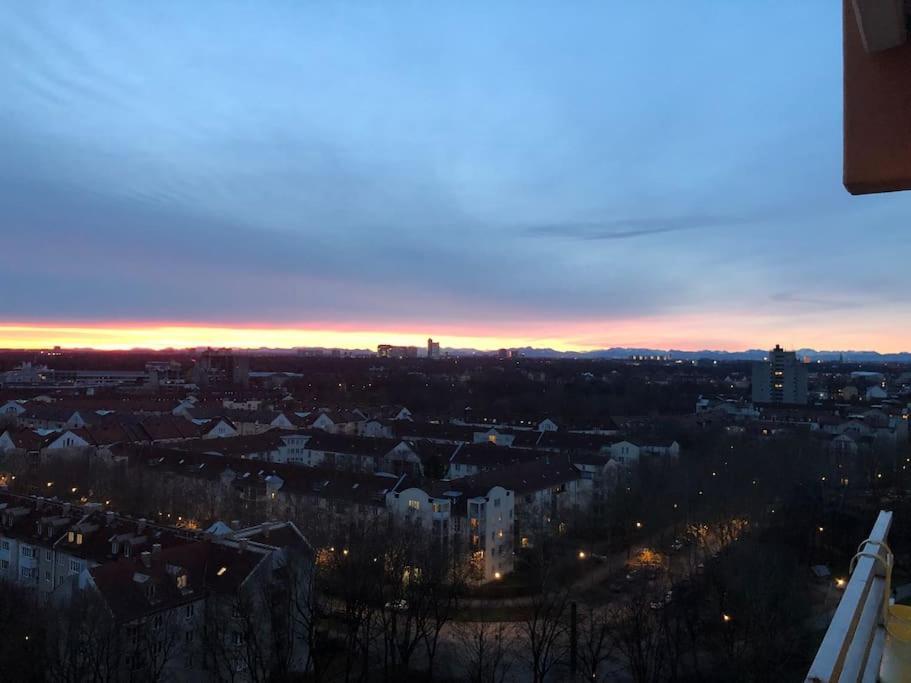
xmin=0 ymin=318 xmax=906 ymax=353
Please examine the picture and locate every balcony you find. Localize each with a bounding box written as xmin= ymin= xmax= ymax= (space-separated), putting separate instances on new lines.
xmin=805 ymin=510 xmax=895 ymax=682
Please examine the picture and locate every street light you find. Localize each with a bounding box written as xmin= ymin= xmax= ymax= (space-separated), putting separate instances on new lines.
xmin=635 ymin=521 xmax=642 ymax=529
xmin=835 ymin=578 xmax=846 ymax=589
xmin=722 ymin=614 xmax=732 ymax=623
xmin=578 ymin=550 xmax=587 ymax=560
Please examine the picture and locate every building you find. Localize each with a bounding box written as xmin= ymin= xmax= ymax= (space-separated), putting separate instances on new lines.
xmin=751 ymin=344 xmax=808 ymax=405
xmin=191 ymin=349 xmax=250 ymax=388
xmin=0 ymin=491 xmax=313 ymax=680
xmin=377 ymin=345 xmax=419 ymax=359
xmin=388 ymin=480 xmax=514 ymax=583
xmin=427 ymin=338 xmax=441 ymax=359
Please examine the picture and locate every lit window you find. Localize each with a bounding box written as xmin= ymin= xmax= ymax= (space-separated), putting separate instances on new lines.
xmin=407 ymin=499 xmax=420 ymax=511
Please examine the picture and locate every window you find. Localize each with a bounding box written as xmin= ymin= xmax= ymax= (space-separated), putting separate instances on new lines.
xmin=21 ymin=546 xmax=35 ymax=558
xmin=45 ymin=550 xmax=52 ymax=561
xmin=153 ymin=614 xmax=163 ymax=630
xmin=407 ymin=499 xmax=420 ymax=511
xmin=45 ymin=570 xmax=51 ymax=582
xmin=185 ymin=629 xmax=194 ymax=643
xmin=69 ymin=560 xmax=81 ymax=573
xmin=185 ymin=603 xmax=195 ymax=619
xmin=232 ymin=631 xmax=245 ymax=646
xmin=67 ymin=531 xmax=75 ymax=543
xmin=493 ymin=498 xmax=501 ymax=507
xmin=20 ymin=567 xmax=36 ymax=579
xmin=177 ymin=574 xmax=188 ymax=589
xmin=0 ymin=540 xmax=8 ymax=551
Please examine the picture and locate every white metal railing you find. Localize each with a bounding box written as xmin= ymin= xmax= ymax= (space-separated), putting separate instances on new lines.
xmin=806 ymin=510 xmax=893 ymax=683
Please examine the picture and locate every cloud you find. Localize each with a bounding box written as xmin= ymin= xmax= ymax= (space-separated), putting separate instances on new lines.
xmin=523 ymin=215 xmax=741 ymax=240
xmin=769 ymin=291 xmax=865 ymax=312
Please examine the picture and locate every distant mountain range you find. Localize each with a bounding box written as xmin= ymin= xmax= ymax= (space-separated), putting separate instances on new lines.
xmin=32 ymin=345 xmax=911 ymax=363
xmin=437 ymin=346 xmax=911 ymax=363
xmin=289 ymin=345 xmax=911 ymax=363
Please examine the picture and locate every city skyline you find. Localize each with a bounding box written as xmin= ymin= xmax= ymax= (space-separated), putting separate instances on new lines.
xmin=0 ymin=320 xmax=908 ymax=355
xmin=2 ymin=2 xmax=911 ymax=352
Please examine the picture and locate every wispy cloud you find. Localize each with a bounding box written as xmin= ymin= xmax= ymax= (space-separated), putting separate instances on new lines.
xmin=769 ymin=291 xmax=865 ymax=311
xmin=523 ymin=215 xmax=741 ymax=241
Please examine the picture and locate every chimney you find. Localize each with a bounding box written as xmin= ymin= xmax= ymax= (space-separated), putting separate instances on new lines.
xmin=238 ymin=539 xmax=248 ymax=554
xmin=140 ymin=551 xmax=152 ymax=568
xmin=230 ymin=520 xmax=240 ymax=530
xmin=152 ymin=543 xmax=162 ymax=555
xmin=137 ymin=518 xmax=147 ymax=533
xmin=105 ymin=511 xmax=115 ymax=527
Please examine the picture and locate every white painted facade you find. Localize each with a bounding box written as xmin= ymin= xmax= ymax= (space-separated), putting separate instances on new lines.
xmin=610 ymin=440 xmax=641 ymax=465
xmin=43 ymin=430 xmax=91 ymax=451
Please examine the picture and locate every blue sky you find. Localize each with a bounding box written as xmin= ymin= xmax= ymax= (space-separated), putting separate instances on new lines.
xmin=0 ymin=1 xmax=908 ymax=351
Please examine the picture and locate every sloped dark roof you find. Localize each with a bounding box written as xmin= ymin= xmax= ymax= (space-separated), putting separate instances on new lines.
xmin=90 ymin=540 xmax=267 ymax=622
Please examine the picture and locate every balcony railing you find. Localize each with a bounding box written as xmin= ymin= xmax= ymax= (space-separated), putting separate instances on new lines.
xmin=805 ymin=510 xmax=892 ymax=682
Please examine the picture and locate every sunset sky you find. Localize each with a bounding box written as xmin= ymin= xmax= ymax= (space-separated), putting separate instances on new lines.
xmin=1 ymin=2 xmax=909 ymax=352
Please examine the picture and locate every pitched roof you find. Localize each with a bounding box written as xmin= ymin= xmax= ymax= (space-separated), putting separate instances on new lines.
xmin=437 ymin=454 xmax=581 ymax=497
xmin=449 ymin=442 xmax=546 ymax=468
xmin=1 ymin=428 xmax=45 ymax=451
xmin=90 ymin=539 xmax=267 ymax=622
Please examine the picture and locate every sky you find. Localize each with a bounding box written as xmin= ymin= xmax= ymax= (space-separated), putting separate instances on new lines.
xmin=1 ymin=1 xmax=909 ymax=352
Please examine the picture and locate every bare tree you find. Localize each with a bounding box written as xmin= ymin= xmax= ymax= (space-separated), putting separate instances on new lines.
xmin=453 ymin=621 xmax=517 ymax=683
xmin=46 ymin=591 xmax=125 ymax=683
xmin=517 ymin=548 xmax=570 ymax=683
xmin=576 ymin=604 xmax=617 ymax=683
xmin=614 ymin=591 xmax=667 ymax=683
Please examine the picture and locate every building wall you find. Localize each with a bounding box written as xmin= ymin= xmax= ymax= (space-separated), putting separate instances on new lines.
xmin=751 ymin=347 xmax=808 ymax=405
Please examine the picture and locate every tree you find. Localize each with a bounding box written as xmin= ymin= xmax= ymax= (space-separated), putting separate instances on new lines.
xmin=517 ymin=547 xmax=570 ymax=683
xmin=614 ymin=590 xmax=667 ymax=683
xmin=45 ymin=591 xmax=125 ymax=683
xmin=576 ymin=604 xmax=617 ymax=683
xmin=0 ymin=580 xmax=46 ymax=682
xmin=453 ymin=621 xmax=517 ymax=683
